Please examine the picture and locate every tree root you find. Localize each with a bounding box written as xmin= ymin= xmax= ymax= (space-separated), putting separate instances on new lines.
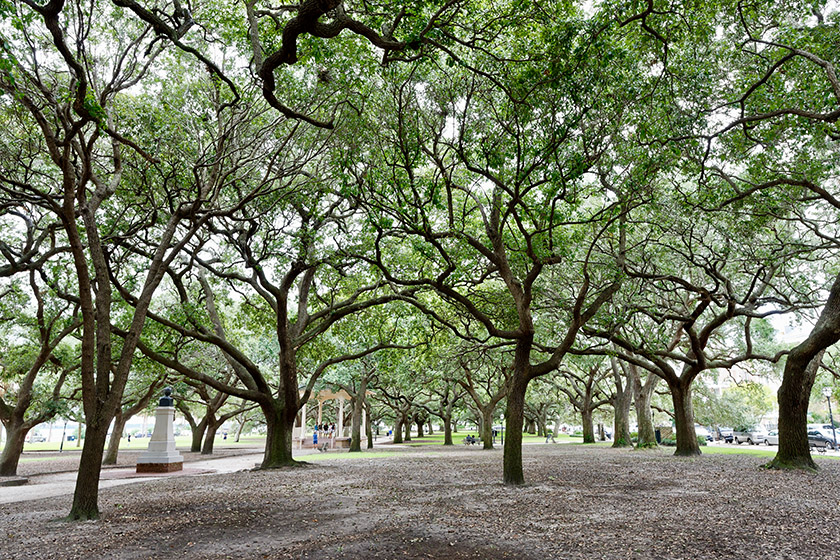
xmin=763 ymin=457 xmax=818 ymax=472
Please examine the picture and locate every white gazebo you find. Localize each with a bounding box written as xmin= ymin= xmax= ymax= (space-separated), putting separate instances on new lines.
xmin=294 ymin=388 xmax=367 ymax=449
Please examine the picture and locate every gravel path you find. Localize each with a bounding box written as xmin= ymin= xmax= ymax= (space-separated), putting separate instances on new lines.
xmin=2 ymin=444 xmax=838 ymax=559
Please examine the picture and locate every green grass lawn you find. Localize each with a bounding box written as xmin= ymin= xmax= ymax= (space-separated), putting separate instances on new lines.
xmin=701 ymin=444 xmax=840 ymax=460
xmin=402 ymin=432 xmax=571 ymax=447
xmin=304 ymin=451 xmax=408 ymax=461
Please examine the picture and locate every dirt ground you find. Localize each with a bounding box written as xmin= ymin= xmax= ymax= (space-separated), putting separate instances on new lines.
xmin=2 ymin=444 xmax=839 ymax=559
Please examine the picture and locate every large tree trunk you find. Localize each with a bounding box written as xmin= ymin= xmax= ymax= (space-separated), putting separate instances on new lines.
xmin=403 ymin=417 xmax=412 ymax=441
xmin=349 ymin=394 xmax=364 ymax=452
xmin=612 ymin=390 xmax=633 ymax=448
xmin=581 ymin=409 xmax=595 ymax=443
xmin=67 ymin=417 xmax=110 ymax=520
xmin=475 ymin=409 xmax=485 ymax=440
xmin=481 ymin=406 xmax=494 ymax=450
xmin=503 ymin=369 xmax=529 ymax=485
xmin=415 ymin=417 xmax=424 ymax=438
xmin=525 ymin=418 xmax=536 ymax=434
xmin=770 ymin=273 xmax=840 ymax=470
xmin=671 ymin=380 xmax=700 ymax=457
xmin=259 ymin=401 xmax=297 ymax=468
xmin=392 ymin=417 xmax=404 ymax=444
xmin=190 ymin=419 xmax=208 ymax=453
xmin=634 ymin=371 xmax=658 ymax=448
xmin=768 ymin=351 xmax=824 ymax=470
xmin=611 ymin=357 xmax=634 ymax=448
xmin=443 ymin=413 xmax=454 ymax=446
xmin=0 ymin=423 xmax=28 ymax=476
xmin=102 ymin=413 xmax=129 ymax=466
xmin=201 ymin=421 xmax=219 ymax=455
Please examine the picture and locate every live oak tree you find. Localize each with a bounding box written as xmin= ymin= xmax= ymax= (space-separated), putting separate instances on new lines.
xmin=615 ymin=0 xmax=840 ymax=467
xmin=608 ymin=355 xmax=634 ymax=448
xmin=584 ymin=204 xmax=795 ymax=456
xmin=0 ymin=272 xmax=79 ymax=476
xmin=0 ymin=0 xmax=241 ymax=518
xmin=454 ymin=344 xmax=510 ymax=450
xmin=130 ymin=132 xmax=416 ymax=467
xmin=111 ymin=0 xmax=466 ymax=128
xmin=555 ymin=358 xmax=611 ymax=444
xmin=348 ymin=3 xmax=662 ymax=481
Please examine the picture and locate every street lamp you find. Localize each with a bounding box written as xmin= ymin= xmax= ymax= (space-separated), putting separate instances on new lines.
xmin=824 ymin=387 xmax=838 ymax=452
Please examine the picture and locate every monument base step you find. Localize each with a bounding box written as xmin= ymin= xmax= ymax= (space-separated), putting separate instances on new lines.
xmin=136 ymin=462 xmax=183 ymax=473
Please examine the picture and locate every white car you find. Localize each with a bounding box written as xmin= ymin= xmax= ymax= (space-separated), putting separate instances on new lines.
xmin=733 ymin=427 xmax=768 ymax=445
xmin=761 ymin=430 xmax=779 ymax=445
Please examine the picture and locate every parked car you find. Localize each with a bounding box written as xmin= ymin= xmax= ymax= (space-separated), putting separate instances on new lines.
xmin=761 ymin=430 xmax=779 ymax=445
xmin=808 ymin=429 xmax=839 ymax=450
xmin=733 ymin=427 xmax=768 ymax=445
xmin=28 ymin=434 xmax=46 ymax=443
xmin=716 ymin=427 xmax=734 ymax=443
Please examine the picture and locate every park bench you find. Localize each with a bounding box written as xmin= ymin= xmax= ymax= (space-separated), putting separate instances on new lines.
xmin=462 ymin=437 xmax=479 ymax=445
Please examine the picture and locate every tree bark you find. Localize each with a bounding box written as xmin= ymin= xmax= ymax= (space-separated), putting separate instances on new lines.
xmin=235 ymin=415 xmax=247 ymax=442
xmin=768 ymin=350 xmax=824 ymax=470
xmin=634 ymin=370 xmax=658 ymax=448
xmin=612 ymin=398 xmax=632 ymax=448
xmin=102 ymin=412 xmax=129 ymax=466
xmin=0 ymin=423 xmax=28 ymax=476
xmin=481 ymin=407 xmax=495 ymax=450
xmin=670 ymin=379 xmax=701 ymax=456
xmin=610 ymin=357 xmax=634 ymax=448
xmin=259 ymin=400 xmax=298 ymax=468
xmin=190 ymin=421 xmax=208 ymax=453
xmin=201 ymin=421 xmax=219 ymax=455
xmin=475 ymin=409 xmax=484 ymax=440
xmin=443 ymin=417 xmax=454 ymax=446
xmin=503 ymin=370 xmax=528 ymax=485
xmin=581 ymin=409 xmax=595 ymax=443
xmin=526 ymin=418 xmax=536 ymax=434
xmin=67 ymin=417 xmax=109 ymax=520
xmin=769 ymin=273 xmax=840 ymax=469
xmin=403 ymin=417 xmax=412 ymax=441
xmin=392 ymin=417 xmax=404 ymax=444
xmin=349 ymin=393 xmax=364 ymax=452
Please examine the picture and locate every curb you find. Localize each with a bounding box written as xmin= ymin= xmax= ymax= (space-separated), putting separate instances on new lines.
xmin=0 ymin=477 xmax=29 ymax=487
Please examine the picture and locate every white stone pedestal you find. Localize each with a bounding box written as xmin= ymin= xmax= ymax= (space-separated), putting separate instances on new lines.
xmin=136 ymin=405 xmax=183 ymax=473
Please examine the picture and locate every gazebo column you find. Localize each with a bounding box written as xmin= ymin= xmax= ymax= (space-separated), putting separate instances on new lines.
xmin=338 ymin=397 xmax=345 ymax=435
xmin=318 ymin=400 xmax=323 ymax=425
xmin=299 ymin=402 xmax=307 ymax=439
